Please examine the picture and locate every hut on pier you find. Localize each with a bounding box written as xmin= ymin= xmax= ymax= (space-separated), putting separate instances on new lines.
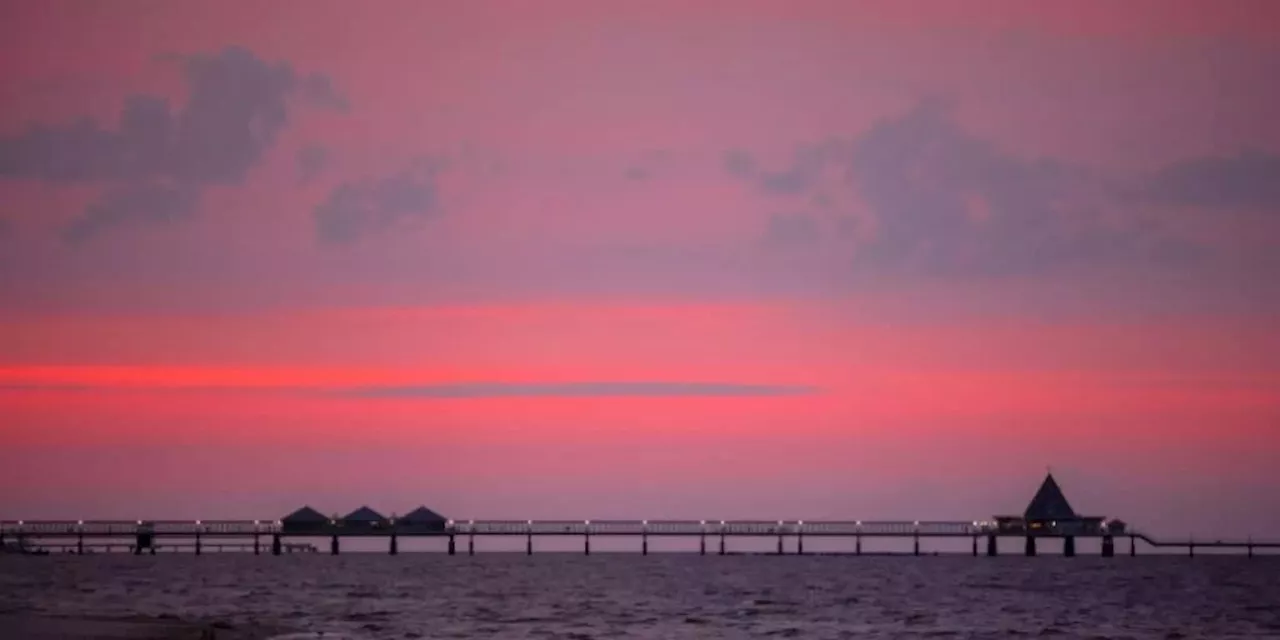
xmin=342 ymin=506 xmax=390 ymax=532
xmin=993 ymin=473 xmax=1120 ymax=536
xmin=280 ymin=506 xmax=331 ymax=534
xmin=397 ymin=506 xmax=449 ymax=534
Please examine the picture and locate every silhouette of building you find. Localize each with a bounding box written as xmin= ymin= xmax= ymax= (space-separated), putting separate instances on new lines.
xmin=280 ymin=506 xmax=330 ymax=534
xmin=342 ymin=506 xmax=390 ymax=532
xmin=397 ymin=506 xmax=449 ymax=533
xmin=993 ymin=473 xmax=1126 ymax=536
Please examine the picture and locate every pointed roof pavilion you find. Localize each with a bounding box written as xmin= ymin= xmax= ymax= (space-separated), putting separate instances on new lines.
xmin=281 ymin=505 xmax=329 ymax=523
xmin=343 ymin=506 xmax=387 ymax=523
xmin=401 ymin=506 xmax=447 ymax=523
xmin=1024 ymin=473 xmax=1077 ymax=521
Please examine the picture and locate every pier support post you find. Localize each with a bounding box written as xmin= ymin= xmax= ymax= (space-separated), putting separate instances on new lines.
xmin=719 ymin=532 xmax=725 ymax=556
xmin=1101 ymin=535 xmax=1114 ymax=557
xmin=1063 ymin=536 xmax=1076 ymax=557
xmin=526 ymin=533 xmax=533 ymax=556
xmin=254 ymin=533 xmax=260 ymax=556
xmin=1130 ymin=536 xmax=1136 ymax=556
xmin=798 ymin=531 xmax=805 ymax=556
xmin=584 ymin=533 xmax=590 ymax=556
xmin=1024 ymin=536 xmax=1037 ymax=557
xmin=971 ymin=536 xmax=978 ymax=556
xmin=330 ymin=535 xmax=339 ymax=555
xmin=699 ymin=534 xmax=706 ymax=556
xmin=195 ymin=532 xmax=201 ymax=556
xmin=272 ymin=533 xmax=281 ymax=556
xmin=1248 ymin=541 xmax=1254 ymax=558
xmin=642 ymin=534 xmax=648 ymax=556
xmin=986 ymin=534 xmax=997 ymax=557
xmin=776 ymin=533 xmax=784 ymax=555
xmin=1189 ymin=541 xmax=1194 ymax=558
xmin=389 ymin=533 xmax=398 ymax=556
xmin=856 ymin=535 xmax=862 ymax=556
xmin=913 ymin=534 xmax=920 ymax=557
xmin=448 ymin=535 xmax=456 ymax=556
xmin=79 ymin=532 xmax=86 ymax=555
xmin=469 ymin=534 xmax=475 ymax=556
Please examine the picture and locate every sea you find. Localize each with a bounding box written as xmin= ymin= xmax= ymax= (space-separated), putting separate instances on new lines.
xmin=2 ymin=554 xmax=1278 ymax=639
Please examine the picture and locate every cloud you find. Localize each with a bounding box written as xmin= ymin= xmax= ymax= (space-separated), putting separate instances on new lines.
xmin=1144 ymin=149 xmax=1280 ymax=210
xmin=62 ymin=182 xmax=199 ymax=243
xmin=0 ymin=380 xmax=818 ymax=399
xmin=729 ymin=101 xmax=1195 ymax=276
xmin=335 ymin=381 xmax=818 ymax=399
xmin=296 ymin=144 xmax=329 ymax=184
xmin=0 ymin=46 xmax=344 ymax=240
xmin=313 ymin=166 xmax=439 ymax=244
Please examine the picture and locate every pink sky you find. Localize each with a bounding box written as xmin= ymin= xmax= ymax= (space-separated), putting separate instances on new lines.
xmin=1 ymin=0 xmax=1279 ymax=539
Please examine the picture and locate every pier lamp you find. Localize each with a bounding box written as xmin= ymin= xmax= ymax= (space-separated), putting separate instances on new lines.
xmin=700 ymin=520 xmax=706 ymax=526
xmin=798 ymin=520 xmax=804 ymax=526
xmin=855 ymin=521 xmax=862 ymax=527
xmin=77 ymin=520 xmax=83 ymax=526
xmin=585 ymin=520 xmax=590 ymax=525
xmin=719 ymin=520 xmax=725 ymax=526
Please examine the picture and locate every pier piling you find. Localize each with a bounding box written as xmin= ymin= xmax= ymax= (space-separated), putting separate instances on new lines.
xmin=330 ymin=535 xmax=339 ymax=555
xmin=1064 ymin=536 xmax=1076 ymax=557
xmin=1130 ymin=536 xmax=1136 ymax=556
xmin=986 ymin=534 xmax=997 ymax=557
xmin=194 ymin=532 xmax=201 ymax=556
xmin=856 ymin=535 xmax=862 ymax=556
xmin=1024 ymin=536 xmax=1037 ymax=557
xmin=1102 ymin=535 xmax=1114 ymax=557
xmin=253 ymin=533 xmax=260 ymax=556
xmin=526 ymin=532 xmax=532 ymax=556
xmin=272 ymin=533 xmax=281 ymax=556
xmin=719 ymin=531 xmax=726 ymax=556
xmin=913 ymin=533 xmax=920 ymax=556
xmin=971 ymin=536 xmax=978 ymax=556
xmin=389 ymin=533 xmax=398 ymax=555
xmin=448 ymin=534 xmax=456 ymax=556
xmin=469 ymin=534 xmax=475 ymax=556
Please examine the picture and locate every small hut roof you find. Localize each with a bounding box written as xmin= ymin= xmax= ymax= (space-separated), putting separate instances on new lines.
xmin=343 ymin=506 xmax=387 ymax=522
xmin=1024 ymin=473 xmax=1077 ymax=520
xmin=402 ymin=506 xmax=447 ymax=523
xmin=281 ymin=506 xmax=329 ymax=523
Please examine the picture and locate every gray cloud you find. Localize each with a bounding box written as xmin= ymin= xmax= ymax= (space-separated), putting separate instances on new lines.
xmin=313 ymin=167 xmax=439 ymax=244
xmin=62 ymin=182 xmax=199 ymax=243
xmin=336 ymin=381 xmax=818 ymax=399
xmin=296 ymin=144 xmax=329 ymax=184
xmin=0 ymin=381 xmax=818 ymax=399
xmin=1144 ymin=149 xmax=1280 ymax=210
xmin=730 ymin=102 xmax=1197 ymax=276
xmin=0 ymin=46 xmax=344 ymax=240
xmin=762 ymin=213 xmax=822 ymax=250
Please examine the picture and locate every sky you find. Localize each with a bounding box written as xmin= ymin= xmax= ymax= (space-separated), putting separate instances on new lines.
xmin=1 ymin=0 xmax=1278 ymax=540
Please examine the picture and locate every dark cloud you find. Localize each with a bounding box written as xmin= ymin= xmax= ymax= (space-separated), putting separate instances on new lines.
xmin=762 ymin=213 xmax=822 ymax=250
xmin=722 ymin=149 xmax=758 ymax=179
xmin=0 ymin=46 xmax=345 ymax=240
xmin=62 ymin=182 xmax=199 ymax=243
xmin=729 ymin=102 xmax=1193 ymax=276
xmin=1144 ymin=149 xmax=1280 ymax=210
xmin=296 ymin=144 xmax=329 ymax=184
xmin=335 ymin=381 xmax=818 ymax=399
xmin=313 ymin=168 xmax=439 ymax=244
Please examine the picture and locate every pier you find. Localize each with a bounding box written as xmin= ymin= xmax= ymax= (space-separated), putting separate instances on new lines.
xmin=3 ymin=475 xmax=1274 ymax=557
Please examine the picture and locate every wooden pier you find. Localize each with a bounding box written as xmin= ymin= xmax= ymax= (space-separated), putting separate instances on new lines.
xmin=2 ymin=518 xmax=1275 ymax=557
xmin=3 ymin=475 xmax=1274 ymax=557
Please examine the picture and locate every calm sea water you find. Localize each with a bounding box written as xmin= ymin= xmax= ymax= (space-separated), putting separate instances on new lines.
xmin=2 ymin=554 xmax=1278 ymax=639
